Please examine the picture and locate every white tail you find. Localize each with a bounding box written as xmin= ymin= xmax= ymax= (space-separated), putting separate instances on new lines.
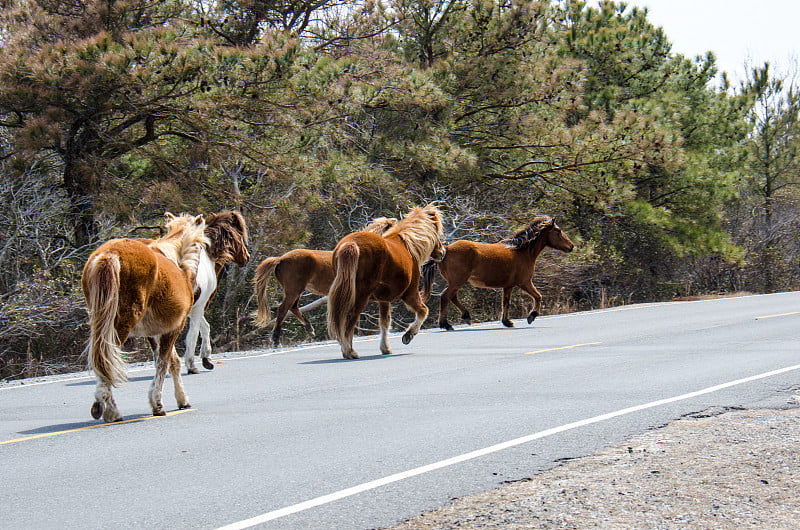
xmin=85 ymin=253 xmax=128 ymax=387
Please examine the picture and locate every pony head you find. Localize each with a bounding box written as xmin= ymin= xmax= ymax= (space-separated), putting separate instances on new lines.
xmin=205 ymin=210 xmax=250 ymax=267
xmin=502 ymin=216 xmax=574 ymax=253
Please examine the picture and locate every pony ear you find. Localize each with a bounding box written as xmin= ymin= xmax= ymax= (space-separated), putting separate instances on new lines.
xmin=194 ymin=214 xmax=205 ymax=225
xmin=549 ymin=217 xmax=556 ymax=226
xmin=164 ymin=212 xmax=175 ymax=221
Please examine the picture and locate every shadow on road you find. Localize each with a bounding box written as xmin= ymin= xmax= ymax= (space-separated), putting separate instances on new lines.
xmin=300 ymin=353 xmax=412 ymax=365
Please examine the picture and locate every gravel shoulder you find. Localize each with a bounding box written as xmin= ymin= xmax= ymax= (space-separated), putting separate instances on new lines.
xmin=388 ymin=401 xmax=800 ymax=529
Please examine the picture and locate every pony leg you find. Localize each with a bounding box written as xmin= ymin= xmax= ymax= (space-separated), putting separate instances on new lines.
xmin=290 ymin=300 xmax=315 ymax=336
xmin=184 ymin=315 xmax=201 ymax=374
xmin=378 ymin=302 xmax=393 ymax=355
xmin=519 ymin=281 xmax=543 ymax=324
xmin=92 ymin=380 xmax=123 ymax=423
xmin=168 ymin=345 xmax=191 ymax=410
xmin=450 ymin=292 xmax=472 ymax=325
xmin=341 ymin=298 xmax=369 ymax=359
xmin=271 ymin=296 xmax=294 ymax=347
xmin=401 ymin=292 xmax=429 ymax=345
xmin=438 ymin=285 xmax=460 ymax=331
xmin=150 ymin=333 xmax=185 ymax=416
xmin=501 ymin=287 xmax=515 ymax=327
xmin=199 ymin=316 xmax=214 ymax=370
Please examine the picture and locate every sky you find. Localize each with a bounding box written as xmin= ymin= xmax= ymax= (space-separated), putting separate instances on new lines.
xmin=589 ymin=0 xmax=800 ymax=84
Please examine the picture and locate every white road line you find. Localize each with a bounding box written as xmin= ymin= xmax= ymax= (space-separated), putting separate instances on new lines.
xmin=216 ymin=362 xmax=800 ymax=530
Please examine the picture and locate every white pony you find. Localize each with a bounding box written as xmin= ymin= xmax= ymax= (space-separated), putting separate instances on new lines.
xmin=184 ymin=248 xmax=218 ymax=374
xmin=182 ymin=211 xmax=250 ymax=374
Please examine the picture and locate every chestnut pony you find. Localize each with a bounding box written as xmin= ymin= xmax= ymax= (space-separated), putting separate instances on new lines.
xmin=252 ymin=217 xmax=397 ymax=347
xmin=183 ymin=211 xmax=250 ymax=374
xmin=327 ymin=204 xmax=445 ymax=359
xmin=421 ymin=216 xmax=574 ymax=330
xmin=82 ymin=213 xmax=208 ymax=422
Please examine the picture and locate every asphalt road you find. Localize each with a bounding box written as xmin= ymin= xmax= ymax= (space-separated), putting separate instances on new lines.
xmin=1 ymin=292 xmax=798 ymax=529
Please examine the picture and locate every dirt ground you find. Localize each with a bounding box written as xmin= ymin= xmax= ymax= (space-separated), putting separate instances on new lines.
xmin=387 ymin=402 xmax=800 ymax=529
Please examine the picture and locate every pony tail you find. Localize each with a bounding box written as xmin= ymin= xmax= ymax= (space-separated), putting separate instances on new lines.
xmin=327 ymin=241 xmax=359 ymax=342
xmin=420 ymin=258 xmax=438 ymax=303
xmin=253 ymin=257 xmax=280 ymax=327
xmin=85 ymin=254 xmax=128 ymax=388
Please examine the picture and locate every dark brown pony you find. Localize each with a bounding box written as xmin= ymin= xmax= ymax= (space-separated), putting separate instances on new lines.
xmin=182 ymin=210 xmax=250 ymax=373
xmin=82 ymin=213 xmax=208 ymax=422
xmin=327 ymin=204 xmax=445 ymax=359
xmin=252 ymin=217 xmax=397 ymax=347
xmin=422 ymin=216 xmax=574 ymax=330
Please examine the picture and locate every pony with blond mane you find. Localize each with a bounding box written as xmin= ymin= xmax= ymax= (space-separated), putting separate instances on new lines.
xmin=183 ymin=210 xmax=249 ymax=374
xmin=327 ymin=204 xmax=445 ymax=359
xmin=82 ymin=213 xmax=208 ymax=422
xmin=421 ymin=216 xmax=573 ymax=330
xmin=253 ymin=217 xmax=397 ymax=347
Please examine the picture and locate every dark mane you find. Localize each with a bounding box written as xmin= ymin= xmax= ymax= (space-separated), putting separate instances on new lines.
xmin=204 ymin=210 xmax=249 ymax=266
xmin=500 ymin=215 xmax=552 ymax=251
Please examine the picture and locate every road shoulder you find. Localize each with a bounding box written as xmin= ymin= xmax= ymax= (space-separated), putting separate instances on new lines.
xmin=389 ymin=397 xmax=800 ymax=529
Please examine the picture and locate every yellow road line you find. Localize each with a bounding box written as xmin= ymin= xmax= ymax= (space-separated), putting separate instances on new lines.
xmin=524 ymin=342 xmax=602 ymax=355
xmin=755 ymin=311 xmax=800 ymax=320
xmin=0 ymin=408 xmax=195 ymax=446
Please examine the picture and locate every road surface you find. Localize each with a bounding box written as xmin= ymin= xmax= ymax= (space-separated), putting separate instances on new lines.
xmin=1 ymin=292 xmax=798 ymax=529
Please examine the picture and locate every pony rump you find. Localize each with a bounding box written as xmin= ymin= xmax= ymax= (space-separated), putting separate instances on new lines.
xmin=327 ymin=241 xmax=359 ymax=342
xmin=84 ymin=252 xmax=128 ymax=387
xmin=382 ymin=204 xmax=443 ymax=263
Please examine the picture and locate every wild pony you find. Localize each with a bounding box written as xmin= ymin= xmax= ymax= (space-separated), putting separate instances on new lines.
xmin=252 ymin=217 xmax=397 ymax=347
xmin=82 ymin=213 xmax=208 ymax=422
xmin=421 ymin=216 xmax=574 ymax=330
xmin=327 ymin=204 xmax=445 ymax=359
xmin=183 ymin=210 xmax=250 ymax=374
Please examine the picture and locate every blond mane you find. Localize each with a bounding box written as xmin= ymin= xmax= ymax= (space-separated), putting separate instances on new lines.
xmin=150 ymin=213 xmax=210 ymax=278
xmin=382 ymin=204 xmax=444 ymax=263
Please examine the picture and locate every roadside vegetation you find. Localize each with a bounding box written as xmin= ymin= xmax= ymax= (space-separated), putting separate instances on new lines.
xmin=1 ymin=0 xmax=798 ymax=380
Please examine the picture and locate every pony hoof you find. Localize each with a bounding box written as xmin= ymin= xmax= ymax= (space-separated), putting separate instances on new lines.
xmin=202 ymin=358 xmax=214 ymax=370
xmin=527 ymin=311 xmax=538 ymax=324
xmin=153 ymin=407 xmax=166 ymax=417
xmin=179 ymin=403 xmax=192 ymax=410
xmin=440 ymin=321 xmax=454 ymax=331
xmin=188 ymin=367 xmax=200 ymax=375
xmin=502 ymin=319 xmax=514 ymax=328
xmin=402 ymin=332 xmax=414 ymax=345
xmin=462 ymin=313 xmax=472 ymax=325
xmin=91 ymin=402 xmax=104 ymax=420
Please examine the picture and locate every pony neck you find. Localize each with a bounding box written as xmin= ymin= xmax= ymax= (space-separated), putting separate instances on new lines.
xmin=151 ymin=230 xmax=207 ymax=278
xmin=526 ymin=234 xmax=549 ymax=260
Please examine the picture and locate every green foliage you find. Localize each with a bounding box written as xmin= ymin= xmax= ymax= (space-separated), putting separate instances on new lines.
xmin=0 ymin=0 xmax=795 ymax=378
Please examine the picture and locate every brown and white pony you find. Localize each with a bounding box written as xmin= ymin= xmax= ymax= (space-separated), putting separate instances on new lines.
xmin=421 ymin=216 xmax=574 ymax=330
xmin=252 ymin=217 xmax=397 ymax=347
xmin=82 ymin=213 xmax=208 ymax=422
xmin=183 ymin=210 xmax=250 ymax=374
xmin=327 ymin=204 xmax=445 ymax=359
